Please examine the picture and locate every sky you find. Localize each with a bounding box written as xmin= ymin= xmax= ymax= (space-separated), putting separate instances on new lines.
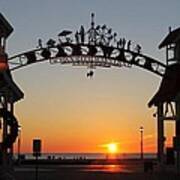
xmin=0 ymin=0 xmax=180 ymax=153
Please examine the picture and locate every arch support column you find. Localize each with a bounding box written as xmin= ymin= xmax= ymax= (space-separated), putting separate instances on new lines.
xmin=157 ymin=103 xmax=165 ymax=164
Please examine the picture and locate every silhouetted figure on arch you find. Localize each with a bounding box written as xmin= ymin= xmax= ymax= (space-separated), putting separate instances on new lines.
xmin=80 ymin=26 xmax=85 ymax=44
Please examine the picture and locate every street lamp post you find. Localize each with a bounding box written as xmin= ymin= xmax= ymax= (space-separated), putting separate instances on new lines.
xmin=140 ymin=126 xmax=144 ymax=160
xmin=17 ymin=126 xmax=21 ymax=161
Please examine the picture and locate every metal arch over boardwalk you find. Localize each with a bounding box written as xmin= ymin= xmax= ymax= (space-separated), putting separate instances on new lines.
xmin=8 ymin=13 xmax=166 ymax=77
xmin=8 ymin=43 xmax=166 ymax=77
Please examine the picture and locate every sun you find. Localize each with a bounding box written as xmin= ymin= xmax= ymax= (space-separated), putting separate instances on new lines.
xmin=100 ymin=142 xmax=119 ymax=154
xmin=107 ymin=143 xmax=118 ymax=154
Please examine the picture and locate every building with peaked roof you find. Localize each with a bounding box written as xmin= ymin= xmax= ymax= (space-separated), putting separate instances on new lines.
xmin=159 ymin=27 xmax=180 ymax=49
xmin=148 ymin=27 xmax=180 ymax=169
xmin=149 ymin=27 xmax=180 ymax=107
xmin=159 ymin=27 xmax=180 ymax=65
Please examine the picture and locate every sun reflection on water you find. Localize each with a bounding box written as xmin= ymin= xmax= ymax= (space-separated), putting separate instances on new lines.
xmin=83 ymin=164 xmax=132 ymax=173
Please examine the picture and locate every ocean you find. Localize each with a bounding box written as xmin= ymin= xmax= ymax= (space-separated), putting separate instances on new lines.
xmin=14 ymin=153 xmax=156 ymax=160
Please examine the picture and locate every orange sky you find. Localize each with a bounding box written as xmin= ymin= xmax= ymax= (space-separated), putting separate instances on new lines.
xmin=12 ymin=66 xmax=176 ymax=154
xmin=2 ymin=0 xmax=179 ymax=154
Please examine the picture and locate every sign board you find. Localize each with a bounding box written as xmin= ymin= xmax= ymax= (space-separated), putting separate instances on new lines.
xmin=33 ymin=139 xmax=41 ymax=157
xmin=173 ymin=136 xmax=180 ymax=151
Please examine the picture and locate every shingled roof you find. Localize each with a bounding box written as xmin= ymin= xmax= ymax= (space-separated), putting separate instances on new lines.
xmin=148 ymin=63 xmax=180 ymax=107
